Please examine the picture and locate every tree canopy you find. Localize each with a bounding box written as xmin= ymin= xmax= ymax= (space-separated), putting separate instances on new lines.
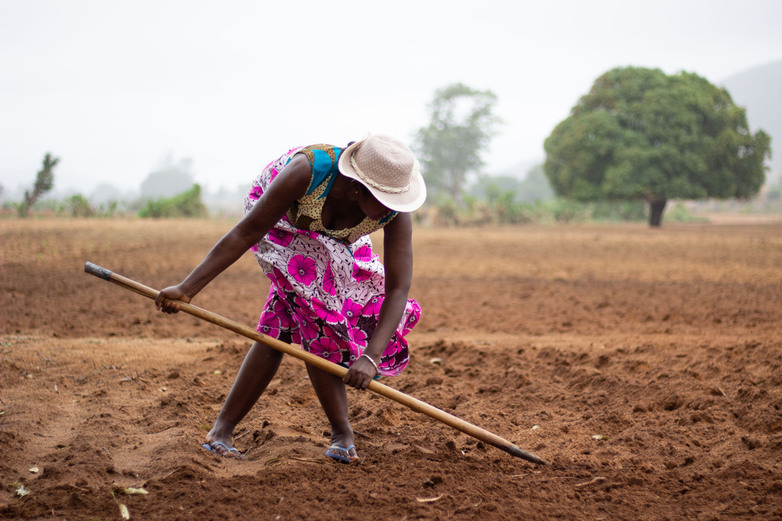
xmin=414 ymin=83 xmax=500 ymax=202
xmin=543 ymin=67 xmax=771 ymax=226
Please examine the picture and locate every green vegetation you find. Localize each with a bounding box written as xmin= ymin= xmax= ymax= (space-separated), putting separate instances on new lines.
xmin=65 ymin=194 xmax=95 ymax=217
xmin=138 ymin=184 xmax=208 ymax=218
xmin=544 ymin=66 xmax=771 ymax=227
xmin=6 ymin=71 xmax=777 ymax=226
xmin=17 ymin=153 xmax=59 ymax=217
xmin=418 ymin=197 xmax=711 ymax=227
xmin=415 ymin=83 xmax=501 ymax=201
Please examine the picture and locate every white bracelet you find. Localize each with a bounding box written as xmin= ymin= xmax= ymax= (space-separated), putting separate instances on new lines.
xmin=359 ymin=353 xmax=379 ymax=373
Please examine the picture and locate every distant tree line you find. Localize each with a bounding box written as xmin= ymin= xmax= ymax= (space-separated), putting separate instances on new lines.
xmin=7 ymin=70 xmax=774 ymax=225
xmin=416 ymin=70 xmax=771 ymax=227
xmin=9 ymin=153 xmax=208 ymax=219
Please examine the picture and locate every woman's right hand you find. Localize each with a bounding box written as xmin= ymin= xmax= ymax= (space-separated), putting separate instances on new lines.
xmin=155 ymin=285 xmax=191 ymax=314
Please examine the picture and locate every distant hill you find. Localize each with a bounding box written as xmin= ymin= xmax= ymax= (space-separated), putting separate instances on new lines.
xmin=720 ymin=60 xmax=782 ymax=181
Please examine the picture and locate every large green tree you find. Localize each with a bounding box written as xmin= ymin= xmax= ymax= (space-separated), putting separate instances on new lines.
xmin=415 ymin=83 xmax=500 ymax=201
xmin=17 ymin=153 xmax=59 ymax=217
xmin=544 ymin=67 xmax=771 ymax=226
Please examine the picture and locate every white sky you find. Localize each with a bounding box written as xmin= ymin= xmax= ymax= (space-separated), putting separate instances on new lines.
xmin=2 ymin=0 xmax=781 ymax=194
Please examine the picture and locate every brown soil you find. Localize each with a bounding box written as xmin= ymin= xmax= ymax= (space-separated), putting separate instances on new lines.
xmin=1 ymin=219 xmax=781 ymax=520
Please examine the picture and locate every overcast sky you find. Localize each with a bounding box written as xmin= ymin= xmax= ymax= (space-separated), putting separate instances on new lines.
xmin=2 ymin=0 xmax=781 ymax=195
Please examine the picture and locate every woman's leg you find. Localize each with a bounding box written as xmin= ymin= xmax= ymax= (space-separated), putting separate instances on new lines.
xmin=205 ymin=341 xmax=283 ymax=455
xmin=306 ymin=364 xmax=359 ymax=461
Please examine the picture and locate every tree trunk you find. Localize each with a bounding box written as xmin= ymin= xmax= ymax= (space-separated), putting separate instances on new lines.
xmin=649 ymin=199 xmax=667 ymax=227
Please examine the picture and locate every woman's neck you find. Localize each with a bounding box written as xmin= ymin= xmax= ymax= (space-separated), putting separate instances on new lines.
xmin=321 ymin=175 xmax=365 ymax=230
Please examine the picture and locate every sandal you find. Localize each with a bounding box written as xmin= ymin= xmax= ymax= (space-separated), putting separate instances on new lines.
xmin=325 ymin=444 xmax=360 ymax=464
xmin=201 ymin=440 xmax=245 ymax=459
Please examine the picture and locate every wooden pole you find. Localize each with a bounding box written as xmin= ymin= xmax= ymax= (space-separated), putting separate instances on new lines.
xmin=85 ymin=262 xmax=546 ymax=465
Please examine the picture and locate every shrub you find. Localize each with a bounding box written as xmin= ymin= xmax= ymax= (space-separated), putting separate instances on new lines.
xmin=138 ymin=184 xmax=208 ymax=218
xmin=66 ymin=194 xmax=95 ymax=217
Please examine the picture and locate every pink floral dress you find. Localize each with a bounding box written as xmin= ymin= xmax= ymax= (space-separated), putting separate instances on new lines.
xmin=244 ymin=145 xmax=421 ymax=376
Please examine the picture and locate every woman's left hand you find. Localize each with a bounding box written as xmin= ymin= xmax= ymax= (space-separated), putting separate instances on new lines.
xmin=343 ymin=355 xmax=378 ymax=390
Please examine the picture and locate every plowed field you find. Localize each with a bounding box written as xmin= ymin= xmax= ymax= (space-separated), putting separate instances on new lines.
xmin=1 ymin=218 xmax=781 ymax=520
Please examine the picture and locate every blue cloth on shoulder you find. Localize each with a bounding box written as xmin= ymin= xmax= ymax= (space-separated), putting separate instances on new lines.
xmin=306 ymin=147 xmax=342 ymax=198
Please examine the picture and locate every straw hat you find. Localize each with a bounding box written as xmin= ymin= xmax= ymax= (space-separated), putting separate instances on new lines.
xmin=338 ymin=134 xmax=426 ymax=212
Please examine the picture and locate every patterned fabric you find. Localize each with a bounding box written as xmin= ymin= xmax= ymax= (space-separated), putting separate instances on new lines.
xmin=286 ymin=144 xmax=398 ymax=245
xmin=243 ymin=145 xmax=421 ymax=376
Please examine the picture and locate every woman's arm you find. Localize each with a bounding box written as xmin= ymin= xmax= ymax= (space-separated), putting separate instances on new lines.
xmin=343 ymin=212 xmax=413 ymax=389
xmin=155 ymin=156 xmax=312 ymax=313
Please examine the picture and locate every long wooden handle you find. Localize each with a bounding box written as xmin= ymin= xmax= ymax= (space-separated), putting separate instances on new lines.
xmin=85 ymin=262 xmax=546 ymax=465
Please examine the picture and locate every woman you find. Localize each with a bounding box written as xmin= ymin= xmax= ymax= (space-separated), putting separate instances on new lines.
xmin=155 ymin=134 xmax=426 ymax=463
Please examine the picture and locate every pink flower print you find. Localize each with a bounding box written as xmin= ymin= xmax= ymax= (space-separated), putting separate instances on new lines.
xmin=402 ymin=300 xmax=421 ymax=334
xmin=262 ymin=158 xmax=276 ymax=171
xmin=322 ymin=263 xmax=337 ymax=296
xmin=269 ymin=167 xmax=280 ymax=181
xmin=258 ymin=311 xmax=281 ymax=338
xmin=362 ymin=295 xmax=384 ymax=317
xmin=269 ymin=268 xmax=293 ymax=291
xmin=341 ymin=299 xmax=364 ymax=325
xmin=293 ymin=294 xmax=310 ymax=312
xmin=268 ymin=229 xmax=294 ymax=247
xmin=288 ymin=255 xmax=317 ymax=286
xmin=271 ymin=298 xmax=294 ymax=330
xmin=348 ymin=325 xmax=368 ymax=346
xmin=312 ymin=298 xmax=342 ymax=324
xmin=248 ymin=185 xmax=263 ymax=201
xmin=309 ymin=337 xmax=343 ymax=364
xmin=353 ymin=244 xmax=372 ymax=262
xmin=380 ymin=341 xmax=400 ymax=363
xmin=293 ymin=312 xmax=320 ymax=342
xmin=352 ymin=263 xmax=372 ymax=283
xmin=323 ymin=326 xmax=343 ymax=343
xmin=402 ymin=315 xmax=417 ymax=334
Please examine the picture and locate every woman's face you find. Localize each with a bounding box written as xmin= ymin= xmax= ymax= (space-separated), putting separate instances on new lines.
xmin=356 ymin=184 xmax=392 ymax=220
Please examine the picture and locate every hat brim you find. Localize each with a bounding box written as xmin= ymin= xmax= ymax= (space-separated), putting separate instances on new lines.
xmin=338 ymin=140 xmax=427 ymax=213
